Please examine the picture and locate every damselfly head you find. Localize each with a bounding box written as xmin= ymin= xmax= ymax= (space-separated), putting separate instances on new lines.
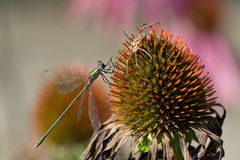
xmin=97 ymin=60 xmax=105 ymax=69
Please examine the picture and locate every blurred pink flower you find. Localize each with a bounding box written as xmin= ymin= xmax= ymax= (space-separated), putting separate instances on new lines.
xmin=69 ymin=0 xmax=137 ymax=29
xmin=169 ymin=0 xmax=240 ymax=107
xmin=68 ymin=0 xmax=174 ymax=29
xmin=193 ymin=33 xmax=240 ymax=107
xmin=170 ymin=21 xmax=240 ymax=107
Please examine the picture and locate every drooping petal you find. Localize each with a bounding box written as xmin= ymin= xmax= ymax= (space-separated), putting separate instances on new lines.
xmin=179 ymin=133 xmax=192 ymax=160
xmin=162 ymin=133 xmax=174 ymax=160
xmin=147 ymin=135 xmax=158 ymax=160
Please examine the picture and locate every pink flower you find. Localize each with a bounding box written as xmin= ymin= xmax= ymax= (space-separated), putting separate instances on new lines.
xmin=68 ymin=0 xmax=176 ymax=29
xmin=193 ymin=33 xmax=240 ymax=107
xmin=68 ymin=0 xmax=138 ymax=29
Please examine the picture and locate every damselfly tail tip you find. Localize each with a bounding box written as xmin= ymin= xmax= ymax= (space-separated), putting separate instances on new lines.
xmin=34 ymin=143 xmax=40 ymax=148
xmin=34 ymin=138 xmax=44 ymax=148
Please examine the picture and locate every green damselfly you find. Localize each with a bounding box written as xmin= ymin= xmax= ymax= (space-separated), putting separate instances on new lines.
xmin=34 ymin=59 xmax=114 ymax=148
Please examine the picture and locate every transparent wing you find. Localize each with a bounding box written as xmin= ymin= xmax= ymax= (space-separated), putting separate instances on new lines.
xmin=41 ymin=69 xmax=84 ymax=94
xmin=76 ymin=90 xmax=87 ymax=121
xmin=88 ymin=90 xmax=100 ymax=131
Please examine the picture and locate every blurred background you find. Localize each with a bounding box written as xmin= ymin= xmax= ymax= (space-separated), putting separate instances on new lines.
xmin=0 ymin=0 xmax=239 ymax=159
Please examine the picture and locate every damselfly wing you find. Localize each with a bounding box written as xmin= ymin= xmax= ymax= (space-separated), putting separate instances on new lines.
xmin=42 ymin=69 xmax=101 ymax=128
xmin=41 ymin=69 xmax=85 ymax=94
xmin=88 ymin=90 xmax=100 ymax=131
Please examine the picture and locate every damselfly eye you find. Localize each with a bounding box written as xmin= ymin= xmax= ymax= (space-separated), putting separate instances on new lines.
xmin=97 ymin=61 xmax=105 ymax=69
xmin=97 ymin=61 xmax=101 ymax=65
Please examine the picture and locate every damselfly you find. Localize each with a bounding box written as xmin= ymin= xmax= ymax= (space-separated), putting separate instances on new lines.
xmin=34 ymin=59 xmax=114 ymax=148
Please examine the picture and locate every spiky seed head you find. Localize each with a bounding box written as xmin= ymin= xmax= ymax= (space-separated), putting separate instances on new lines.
xmin=110 ymin=25 xmax=216 ymax=139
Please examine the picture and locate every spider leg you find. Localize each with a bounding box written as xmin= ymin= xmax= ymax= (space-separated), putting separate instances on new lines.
xmin=125 ymin=51 xmax=135 ymax=73
xmin=112 ymin=59 xmax=125 ymax=76
xmin=140 ymin=22 xmax=161 ymax=32
xmin=126 ymin=49 xmax=142 ymax=73
xmin=109 ymin=56 xmax=118 ymax=69
xmin=134 ymin=51 xmax=139 ymax=67
xmin=117 ymin=50 xmax=128 ymax=67
xmin=138 ymin=48 xmax=152 ymax=59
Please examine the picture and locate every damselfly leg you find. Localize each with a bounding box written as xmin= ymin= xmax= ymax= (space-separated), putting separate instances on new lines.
xmin=99 ymin=58 xmax=116 ymax=85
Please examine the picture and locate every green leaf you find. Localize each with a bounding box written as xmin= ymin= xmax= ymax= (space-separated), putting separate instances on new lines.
xmin=185 ymin=127 xmax=198 ymax=143
xmin=135 ymin=134 xmax=152 ymax=153
xmin=169 ymin=133 xmax=184 ymax=160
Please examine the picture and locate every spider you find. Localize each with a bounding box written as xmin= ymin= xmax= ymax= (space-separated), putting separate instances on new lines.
xmin=122 ymin=22 xmax=160 ymax=72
